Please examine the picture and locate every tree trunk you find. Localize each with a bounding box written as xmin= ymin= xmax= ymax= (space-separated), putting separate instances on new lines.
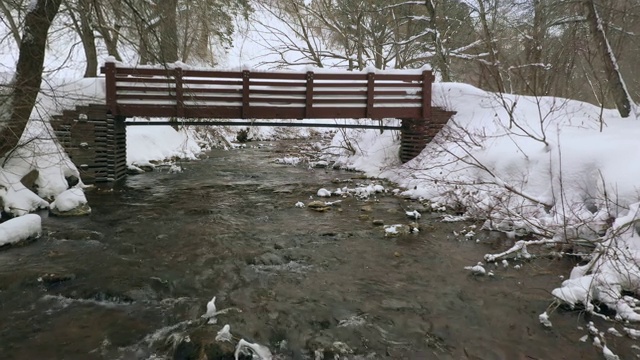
xmin=424 ymin=0 xmax=451 ymax=82
xmin=527 ymin=0 xmax=544 ymax=94
xmin=94 ymin=0 xmax=123 ymax=61
xmin=584 ymin=0 xmax=633 ymax=118
xmin=477 ymin=0 xmax=505 ymax=93
xmin=0 ymin=0 xmax=63 ymax=159
xmin=158 ymin=0 xmax=178 ymax=63
xmin=68 ymin=0 xmax=98 ymax=77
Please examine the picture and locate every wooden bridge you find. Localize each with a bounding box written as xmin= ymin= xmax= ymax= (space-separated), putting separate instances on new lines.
xmin=51 ymin=61 xmax=454 ymax=184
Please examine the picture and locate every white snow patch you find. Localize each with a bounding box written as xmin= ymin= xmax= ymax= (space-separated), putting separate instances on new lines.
xmin=0 ymin=214 xmax=41 ymax=246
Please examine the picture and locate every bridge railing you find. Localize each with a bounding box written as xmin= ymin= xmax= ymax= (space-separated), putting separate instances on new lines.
xmin=101 ymin=61 xmax=433 ymax=120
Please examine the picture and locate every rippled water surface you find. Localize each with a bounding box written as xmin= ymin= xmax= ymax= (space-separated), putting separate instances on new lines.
xmin=0 ymin=140 xmax=633 ymax=359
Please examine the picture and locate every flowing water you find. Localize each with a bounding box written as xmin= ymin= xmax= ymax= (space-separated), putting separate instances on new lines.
xmin=0 ymin=140 xmax=635 ymax=359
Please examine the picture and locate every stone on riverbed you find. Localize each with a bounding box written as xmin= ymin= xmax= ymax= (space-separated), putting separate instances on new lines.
xmin=50 ymin=203 xmax=91 ymax=216
xmin=383 ymin=224 xmax=418 ymax=237
xmin=255 ymin=252 xmax=285 ymax=266
xmin=49 ymin=188 xmax=91 ymax=216
xmin=307 ymin=201 xmax=330 ymax=212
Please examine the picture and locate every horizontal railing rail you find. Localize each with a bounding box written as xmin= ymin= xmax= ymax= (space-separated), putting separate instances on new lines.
xmin=100 ymin=62 xmax=433 ymax=121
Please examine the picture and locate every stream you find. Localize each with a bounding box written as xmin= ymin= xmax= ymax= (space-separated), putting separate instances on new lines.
xmin=0 ymin=139 xmax=634 ymax=359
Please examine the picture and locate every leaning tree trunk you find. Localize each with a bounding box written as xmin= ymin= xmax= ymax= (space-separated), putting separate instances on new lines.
xmin=0 ymin=0 xmax=63 ymax=160
xmin=584 ymin=0 xmax=633 ymax=118
xmin=78 ymin=0 xmax=98 ymax=77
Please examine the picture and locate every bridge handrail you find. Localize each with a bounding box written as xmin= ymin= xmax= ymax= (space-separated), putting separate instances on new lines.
xmin=100 ymin=62 xmax=433 ymax=120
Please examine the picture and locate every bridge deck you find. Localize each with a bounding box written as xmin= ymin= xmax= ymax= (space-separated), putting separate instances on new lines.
xmin=101 ymin=62 xmax=433 ymax=121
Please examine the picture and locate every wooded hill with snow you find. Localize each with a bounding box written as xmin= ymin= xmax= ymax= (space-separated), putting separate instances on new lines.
xmin=2 ymin=0 xmax=640 ymax=358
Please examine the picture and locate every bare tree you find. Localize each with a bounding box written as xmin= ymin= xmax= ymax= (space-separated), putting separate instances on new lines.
xmin=584 ymin=0 xmax=633 ymax=117
xmin=0 ymin=0 xmax=64 ymax=160
xmin=64 ymin=0 xmax=98 ymax=77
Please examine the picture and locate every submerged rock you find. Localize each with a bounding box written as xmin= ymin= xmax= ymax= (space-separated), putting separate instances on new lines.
xmin=255 ymin=252 xmax=285 ymax=266
xmin=307 ymin=201 xmax=330 ymax=212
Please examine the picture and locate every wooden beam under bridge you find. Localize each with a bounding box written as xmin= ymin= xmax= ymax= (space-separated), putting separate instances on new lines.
xmin=124 ymin=120 xmax=401 ymax=130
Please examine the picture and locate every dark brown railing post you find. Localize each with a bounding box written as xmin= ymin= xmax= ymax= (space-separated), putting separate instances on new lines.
xmin=421 ymin=69 xmax=432 ymax=120
xmin=104 ymin=61 xmax=117 ymax=115
xmin=242 ymin=70 xmax=250 ymax=118
xmin=305 ymin=71 xmax=314 ymax=118
xmin=175 ymin=67 xmax=184 ymax=118
xmin=366 ymin=72 xmax=375 ymax=118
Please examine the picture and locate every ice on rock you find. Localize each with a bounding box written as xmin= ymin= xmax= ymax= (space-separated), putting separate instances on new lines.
xmin=538 ymin=312 xmax=552 ymax=327
xmin=405 ymin=210 xmax=421 ymax=219
xmin=215 ymin=324 xmax=232 ymax=342
xmin=623 ymin=326 xmax=640 ymax=339
xmin=234 ymin=338 xmax=272 ymax=360
xmin=606 ymin=327 xmax=622 ymax=337
xmin=464 ymin=262 xmax=486 ymax=276
xmin=317 ymin=188 xmax=331 ymax=197
xmin=201 ymin=296 xmax=217 ymax=324
xmin=602 ymin=345 xmax=620 ymax=360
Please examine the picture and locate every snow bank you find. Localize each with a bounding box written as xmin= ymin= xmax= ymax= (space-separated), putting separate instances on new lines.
xmin=330 ymin=83 xmax=638 ymax=238
xmin=126 ymin=122 xmax=205 ymax=167
xmin=0 ymin=214 xmax=41 ymax=246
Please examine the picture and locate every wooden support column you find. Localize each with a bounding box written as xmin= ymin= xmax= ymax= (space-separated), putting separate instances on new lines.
xmin=366 ymin=72 xmax=375 ymax=118
xmin=305 ymin=71 xmax=314 ymax=118
xmin=242 ymin=70 xmax=250 ymax=118
xmin=399 ymin=70 xmax=434 ymax=163
xmin=421 ymin=69 xmax=432 ymax=120
xmin=400 ymin=118 xmax=427 ymax=163
xmin=175 ymin=67 xmax=184 ymax=118
xmin=104 ymin=62 xmax=117 ymax=115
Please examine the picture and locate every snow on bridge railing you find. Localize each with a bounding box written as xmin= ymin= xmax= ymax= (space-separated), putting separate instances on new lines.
xmin=100 ymin=60 xmax=433 ymax=121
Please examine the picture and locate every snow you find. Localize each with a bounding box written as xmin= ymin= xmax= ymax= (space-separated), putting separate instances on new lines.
xmin=127 ymin=123 xmax=204 ymax=168
xmin=0 ymin=214 xmax=41 ymax=246
xmin=50 ymin=188 xmax=87 ymax=213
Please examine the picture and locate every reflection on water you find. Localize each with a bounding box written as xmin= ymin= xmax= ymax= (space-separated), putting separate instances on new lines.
xmin=0 ymin=141 xmax=630 ymax=359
